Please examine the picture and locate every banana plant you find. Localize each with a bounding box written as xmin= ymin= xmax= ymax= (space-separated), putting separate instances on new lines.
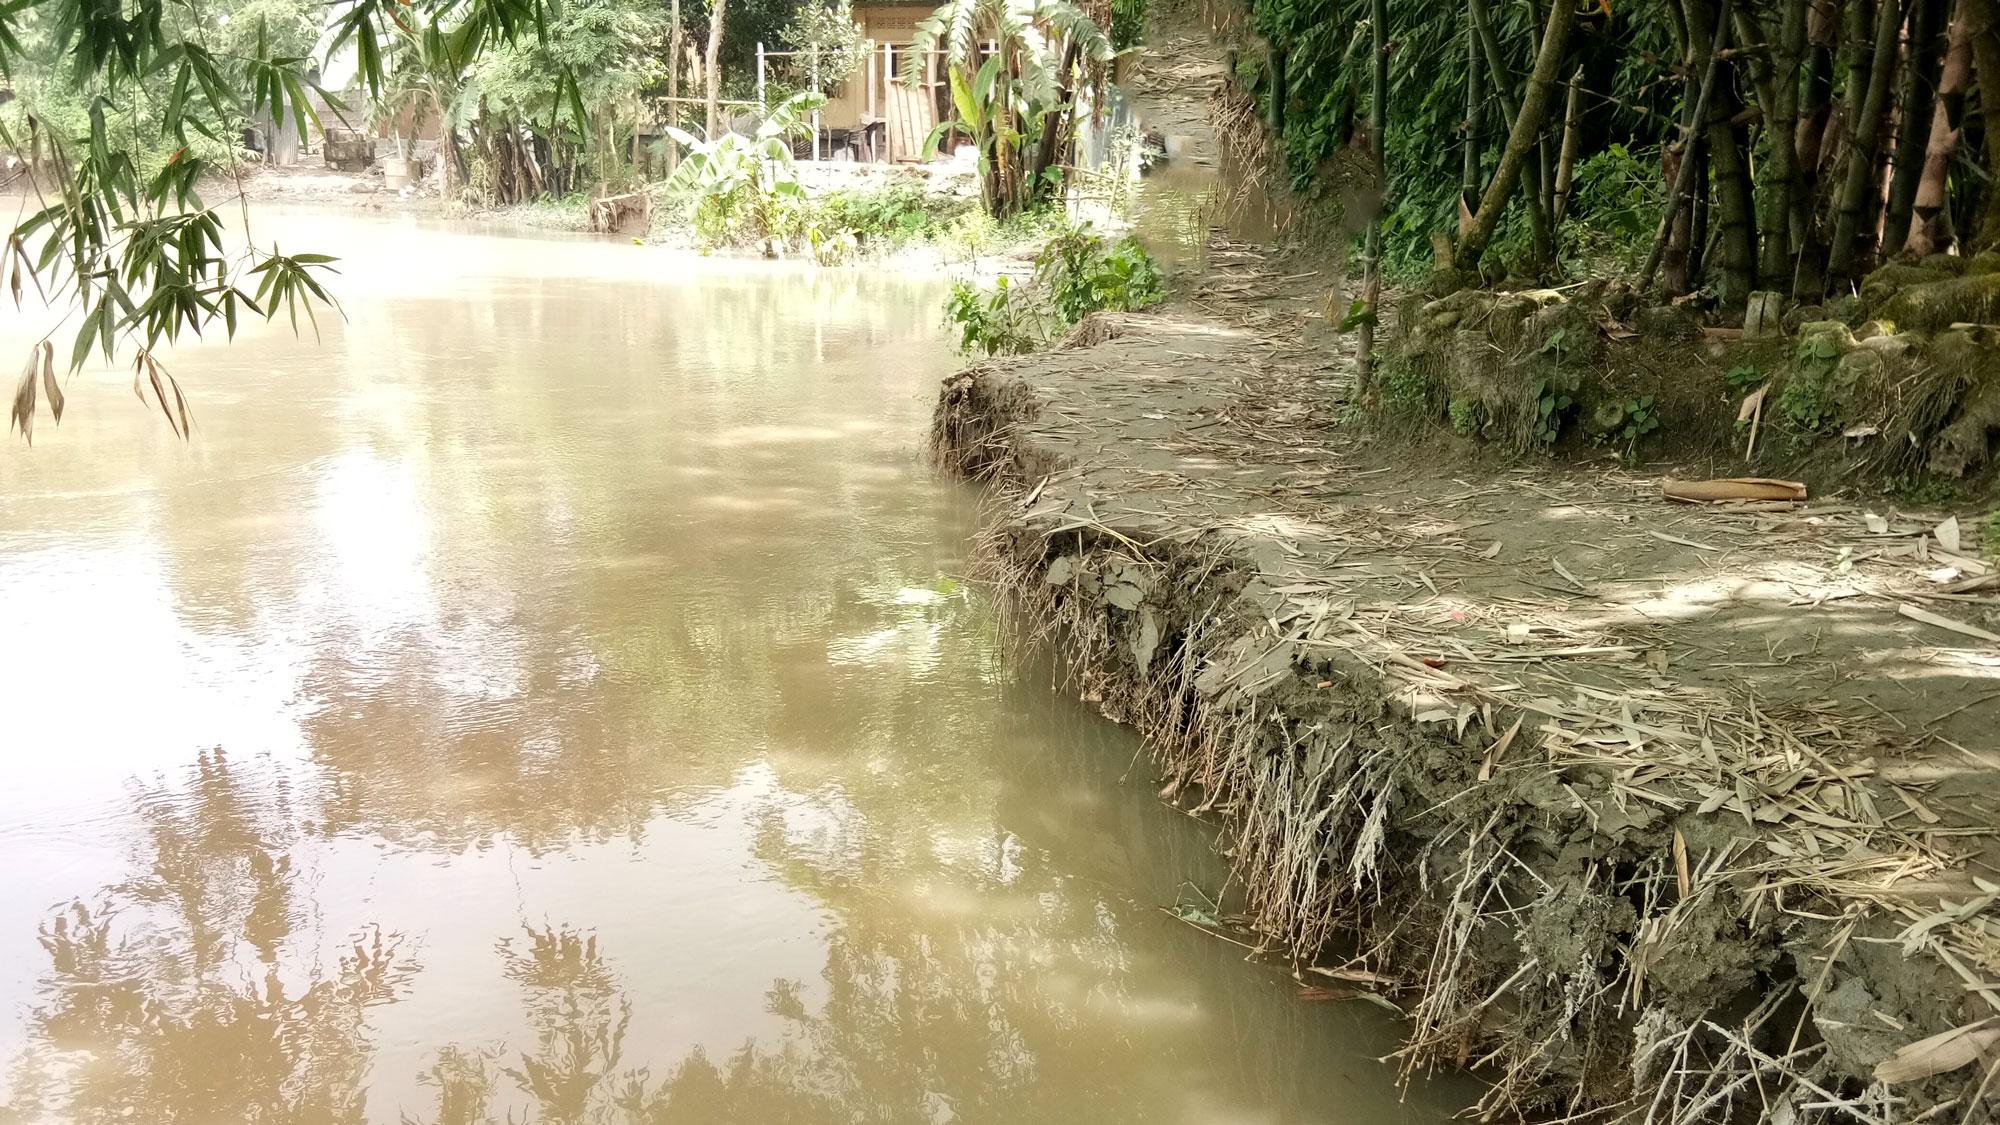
xmin=663 ymin=92 xmax=826 ymax=254
xmin=907 ymin=0 xmax=1110 ymax=218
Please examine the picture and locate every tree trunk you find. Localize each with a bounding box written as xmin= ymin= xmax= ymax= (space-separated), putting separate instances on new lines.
xmin=1357 ymin=0 xmax=1388 ymax=392
xmin=1883 ymin=0 xmax=1948 ymax=256
xmin=1908 ymin=1 xmax=1975 ymax=254
xmin=1826 ymin=0 xmax=1904 ymax=282
xmin=1455 ymin=0 xmax=1573 ymax=272
xmin=705 ymin=0 xmax=728 ymax=137
xmin=1759 ymin=0 xmax=1808 ymax=285
xmin=1970 ymin=0 xmax=2000 ymax=247
xmin=1552 ymin=65 xmax=1582 ymax=225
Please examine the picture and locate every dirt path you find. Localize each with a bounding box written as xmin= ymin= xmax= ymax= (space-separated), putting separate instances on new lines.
xmin=933 ymin=11 xmax=2000 ymax=1122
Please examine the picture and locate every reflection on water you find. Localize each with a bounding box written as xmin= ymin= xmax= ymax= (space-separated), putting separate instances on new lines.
xmin=0 ymin=212 xmax=1462 ymax=1124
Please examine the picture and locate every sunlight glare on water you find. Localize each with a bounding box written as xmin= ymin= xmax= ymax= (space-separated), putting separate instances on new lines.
xmin=0 ymin=210 xmax=1464 ymax=1124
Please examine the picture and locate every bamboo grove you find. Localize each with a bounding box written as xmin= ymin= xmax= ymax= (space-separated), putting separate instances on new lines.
xmin=1246 ymin=0 xmax=2000 ymax=309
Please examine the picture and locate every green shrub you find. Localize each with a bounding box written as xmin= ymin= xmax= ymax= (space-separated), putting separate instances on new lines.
xmin=1619 ymin=394 xmax=1660 ymax=452
xmin=1881 ymin=473 xmax=1961 ymax=506
xmin=942 ymin=223 xmax=1168 ymax=355
xmin=1724 ymin=363 xmax=1764 ymax=395
xmin=1110 ymin=0 xmax=1146 ymax=50
xmin=944 ymin=276 xmax=1042 ymax=356
xmin=1034 ymin=225 xmax=1166 ymax=327
xmin=1528 ymin=377 xmax=1573 ymax=446
xmin=808 ymin=179 xmax=970 ymax=247
xmin=664 ymin=92 xmax=822 ymax=254
xmin=1778 ymin=332 xmax=1846 ymax=433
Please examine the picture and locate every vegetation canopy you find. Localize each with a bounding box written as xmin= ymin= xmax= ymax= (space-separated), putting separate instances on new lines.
xmin=1239 ymin=0 xmax=2000 ymax=305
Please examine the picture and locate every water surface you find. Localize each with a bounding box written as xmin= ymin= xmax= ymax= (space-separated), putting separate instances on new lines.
xmin=0 ymin=212 xmax=1461 ymax=1124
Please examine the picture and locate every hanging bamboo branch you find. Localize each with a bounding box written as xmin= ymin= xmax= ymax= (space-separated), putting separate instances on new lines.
xmin=1639 ymin=0 xmax=1733 ymax=290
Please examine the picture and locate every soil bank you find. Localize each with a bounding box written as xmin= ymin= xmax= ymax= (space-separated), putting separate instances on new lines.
xmin=929 ymin=236 xmax=2000 ymax=1121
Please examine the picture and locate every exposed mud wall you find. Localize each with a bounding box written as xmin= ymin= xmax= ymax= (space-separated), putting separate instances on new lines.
xmin=1383 ymin=270 xmax=2000 ymax=499
xmin=932 ymin=353 xmax=1989 ymax=1123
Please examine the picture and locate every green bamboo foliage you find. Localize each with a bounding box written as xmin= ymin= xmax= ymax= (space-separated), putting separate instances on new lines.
xmin=1244 ymin=0 xmax=2000 ymax=305
xmin=0 ymin=0 xmax=573 ymax=438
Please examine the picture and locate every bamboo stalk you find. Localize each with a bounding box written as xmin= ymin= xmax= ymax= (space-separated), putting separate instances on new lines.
xmin=1825 ymin=0 xmax=1905 ymax=281
xmin=1883 ymin=0 xmax=1947 ymax=257
xmin=1756 ymin=0 xmax=1807 ymax=285
xmin=1904 ymin=0 xmax=1973 ymax=256
xmin=1460 ymin=12 xmax=1483 ymax=230
xmin=1969 ymin=0 xmax=2000 ymax=247
xmin=1455 ymin=0 xmax=1574 ymax=272
xmin=1357 ymin=0 xmax=1388 ymax=393
xmin=1640 ymin=0 xmax=1734 ymax=290
xmin=1551 ymin=64 xmax=1582 ymax=226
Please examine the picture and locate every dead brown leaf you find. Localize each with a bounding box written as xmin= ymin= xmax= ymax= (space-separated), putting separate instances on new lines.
xmin=1874 ymin=1018 xmax=2000 ymax=1083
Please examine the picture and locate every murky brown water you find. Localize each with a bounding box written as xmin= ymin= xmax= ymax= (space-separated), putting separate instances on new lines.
xmin=0 ymin=212 xmax=1462 ymax=1124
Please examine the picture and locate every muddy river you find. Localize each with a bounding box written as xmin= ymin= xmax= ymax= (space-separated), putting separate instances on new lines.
xmin=0 ymin=213 xmax=1462 ymax=1124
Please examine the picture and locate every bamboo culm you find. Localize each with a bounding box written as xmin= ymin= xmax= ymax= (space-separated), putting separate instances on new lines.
xmin=1640 ymin=0 xmax=1734 ymax=290
xmin=1455 ymin=0 xmax=1573 ymax=272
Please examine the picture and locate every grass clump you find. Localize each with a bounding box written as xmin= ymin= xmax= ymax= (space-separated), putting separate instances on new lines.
xmin=802 ymin=179 xmax=975 ymax=251
xmin=1882 ymin=472 xmax=1962 ymax=506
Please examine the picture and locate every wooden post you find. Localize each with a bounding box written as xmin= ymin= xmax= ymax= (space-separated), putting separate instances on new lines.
xmin=811 ymin=44 xmax=822 ymax=161
xmin=757 ymin=42 xmax=767 ymax=116
xmin=866 ymin=38 xmax=877 ymax=122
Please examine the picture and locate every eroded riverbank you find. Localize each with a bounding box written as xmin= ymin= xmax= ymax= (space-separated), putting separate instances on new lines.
xmin=930 ymin=237 xmax=2000 ymax=1121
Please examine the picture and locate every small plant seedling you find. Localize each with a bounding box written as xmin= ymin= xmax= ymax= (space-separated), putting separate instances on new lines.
xmin=1724 ymin=363 xmax=1763 ymax=395
xmin=1620 ymin=394 xmax=1660 ymax=455
xmin=1530 ymin=378 xmax=1572 ymax=446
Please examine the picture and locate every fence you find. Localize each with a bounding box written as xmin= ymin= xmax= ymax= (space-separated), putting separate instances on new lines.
xmin=755 ymin=41 xmax=995 ymax=163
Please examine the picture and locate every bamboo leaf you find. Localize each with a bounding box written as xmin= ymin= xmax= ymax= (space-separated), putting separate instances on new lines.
xmin=1874 ymin=1019 xmax=2000 ymax=1084
xmin=39 ymin=341 xmax=60 ymax=424
xmin=9 ymin=347 xmax=37 ymax=442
